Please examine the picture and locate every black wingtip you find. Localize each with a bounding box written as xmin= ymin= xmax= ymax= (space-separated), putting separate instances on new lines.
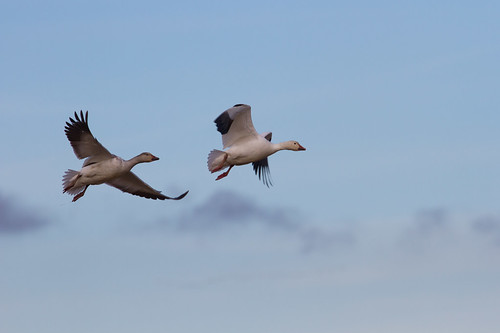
xmin=170 ymin=190 xmax=189 ymax=200
xmin=252 ymin=159 xmax=273 ymax=187
xmin=64 ymin=110 xmax=92 ymax=141
xmin=214 ymin=111 xmax=233 ymax=135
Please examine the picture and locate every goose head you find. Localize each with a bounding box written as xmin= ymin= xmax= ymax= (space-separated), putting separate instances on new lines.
xmin=137 ymin=152 xmax=160 ymax=162
xmin=284 ymin=140 xmax=306 ymax=151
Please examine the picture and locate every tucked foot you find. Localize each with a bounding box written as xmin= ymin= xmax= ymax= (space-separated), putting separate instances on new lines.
xmin=215 ymin=165 xmax=233 ymax=181
xmin=72 ymin=193 xmax=84 ymax=202
xmin=72 ymin=185 xmax=88 ymax=202
xmin=63 ymin=172 xmax=81 ymax=193
xmin=211 ymin=153 xmax=228 ymax=173
xmin=63 ymin=181 xmax=77 ymax=193
xmin=216 ymin=172 xmax=228 ymax=180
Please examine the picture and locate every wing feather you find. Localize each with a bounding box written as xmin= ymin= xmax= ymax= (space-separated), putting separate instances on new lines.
xmin=252 ymin=158 xmax=273 ymax=187
xmin=214 ymin=104 xmax=258 ymax=148
xmin=251 ymin=132 xmax=273 ymax=187
xmin=64 ymin=111 xmax=112 ymax=166
xmin=106 ymin=172 xmax=188 ymax=200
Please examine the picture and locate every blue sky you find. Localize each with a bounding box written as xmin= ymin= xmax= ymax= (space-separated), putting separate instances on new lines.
xmin=1 ymin=1 xmax=500 ymax=332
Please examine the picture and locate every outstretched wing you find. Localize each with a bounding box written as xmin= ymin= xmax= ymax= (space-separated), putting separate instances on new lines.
xmin=106 ymin=172 xmax=189 ymax=200
xmin=64 ymin=111 xmax=112 ymax=166
xmin=214 ymin=104 xmax=259 ymax=148
xmin=252 ymin=132 xmax=273 ymax=187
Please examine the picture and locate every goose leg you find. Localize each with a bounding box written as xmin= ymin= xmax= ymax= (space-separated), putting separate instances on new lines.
xmin=72 ymin=185 xmax=89 ymax=202
xmin=64 ymin=173 xmax=82 ymax=193
xmin=216 ymin=165 xmax=234 ymax=181
xmin=212 ymin=153 xmax=228 ymax=173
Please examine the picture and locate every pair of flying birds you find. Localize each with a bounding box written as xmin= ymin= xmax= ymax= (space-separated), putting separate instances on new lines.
xmin=63 ymin=104 xmax=306 ymax=202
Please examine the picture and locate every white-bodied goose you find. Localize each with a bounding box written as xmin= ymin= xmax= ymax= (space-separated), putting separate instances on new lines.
xmin=207 ymin=104 xmax=306 ymax=186
xmin=63 ymin=111 xmax=189 ymax=202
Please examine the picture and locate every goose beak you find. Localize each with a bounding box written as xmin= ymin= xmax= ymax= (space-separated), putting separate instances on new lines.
xmin=152 ymin=155 xmax=160 ymax=161
xmin=298 ymin=144 xmax=306 ymax=151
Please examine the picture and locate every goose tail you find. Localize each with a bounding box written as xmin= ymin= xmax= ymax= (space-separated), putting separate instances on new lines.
xmin=207 ymin=150 xmax=228 ymax=173
xmin=62 ymin=169 xmax=85 ymax=195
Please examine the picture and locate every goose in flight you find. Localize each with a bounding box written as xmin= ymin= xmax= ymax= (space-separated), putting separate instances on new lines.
xmin=207 ymin=104 xmax=305 ymax=186
xmin=62 ymin=111 xmax=189 ymax=202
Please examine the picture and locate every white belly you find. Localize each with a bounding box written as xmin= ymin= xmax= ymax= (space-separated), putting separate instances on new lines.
xmin=78 ymin=157 xmax=126 ymax=185
xmin=226 ymin=137 xmax=274 ymax=165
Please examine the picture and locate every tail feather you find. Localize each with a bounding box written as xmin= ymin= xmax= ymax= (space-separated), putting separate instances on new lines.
xmin=207 ymin=149 xmax=228 ymax=173
xmin=62 ymin=169 xmax=85 ymax=195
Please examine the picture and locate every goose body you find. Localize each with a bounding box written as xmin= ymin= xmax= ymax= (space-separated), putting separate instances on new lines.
xmin=67 ymin=155 xmax=145 ymax=188
xmin=63 ymin=111 xmax=189 ymax=202
xmin=208 ymin=104 xmax=305 ymax=186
